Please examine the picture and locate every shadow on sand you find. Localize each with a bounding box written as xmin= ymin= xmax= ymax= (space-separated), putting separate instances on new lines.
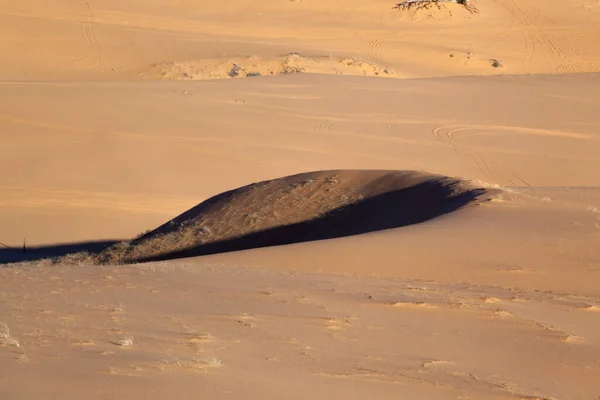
xmin=0 ymin=240 xmax=121 ymax=265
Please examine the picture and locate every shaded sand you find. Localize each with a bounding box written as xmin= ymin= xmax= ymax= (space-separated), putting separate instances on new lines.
xmin=95 ymin=170 xmax=491 ymax=264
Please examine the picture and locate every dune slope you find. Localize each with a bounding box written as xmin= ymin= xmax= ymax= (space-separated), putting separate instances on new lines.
xmin=96 ymin=170 xmax=492 ymax=264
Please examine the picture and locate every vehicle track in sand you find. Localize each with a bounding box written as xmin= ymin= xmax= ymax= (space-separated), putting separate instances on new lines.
xmin=431 ymin=124 xmax=600 ymax=186
xmin=491 ymin=0 xmax=583 ymax=73
xmin=368 ymin=39 xmax=387 ymax=65
xmin=80 ymin=0 xmax=104 ymax=72
xmin=317 ymin=120 xmax=336 ymax=136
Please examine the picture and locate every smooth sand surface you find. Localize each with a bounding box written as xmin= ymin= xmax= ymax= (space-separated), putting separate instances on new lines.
xmin=2 ymin=1 xmax=600 ymax=399
xmin=2 ymin=262 xmax=600 ymax=400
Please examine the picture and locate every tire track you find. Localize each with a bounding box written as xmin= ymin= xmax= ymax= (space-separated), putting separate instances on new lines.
xmin=490 ymin=0 xmax=536 ymax=73
xmin=434 ymin=125 xmax=495 ymax=180
xmin=449 ymin=127 xmax=530 ymax=186
xmin=80 ymin=0 xmax=104 ymax=73
xmin=368 ymin=39 xmax=386 ymax=65
xmin=491 ymin=0 xmax=578 ymax=73
xmin=317 ymin=120 xmax=438 ymax=150
xmin=527 ymin=4 xmax=583 ymax=73
xmin=317 ymin=120 xmax=335 ymax=136
xmin=0 ymin=8 xmax=357 ymax=45
xmin=535 ymin=25 xmax=580 ymax=73
xmin=433 ymin=125 xmax=540 ymax=186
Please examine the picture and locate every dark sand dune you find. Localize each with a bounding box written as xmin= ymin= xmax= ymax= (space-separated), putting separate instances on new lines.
xmin=95 ymin=170 xmax=493 ymax=264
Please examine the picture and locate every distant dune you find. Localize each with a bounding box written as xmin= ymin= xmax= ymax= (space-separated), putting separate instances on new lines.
xmin=1 ymin=0 xmax=598 ymax=80
xmin=146 ymin=53 xmax=396 ymax=80
xmin=96 ymin=170 xmax=493 ymax=264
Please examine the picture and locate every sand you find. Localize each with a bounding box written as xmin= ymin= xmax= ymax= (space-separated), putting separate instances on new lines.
xmin=1 ymin=0 xmax=600 ymax=399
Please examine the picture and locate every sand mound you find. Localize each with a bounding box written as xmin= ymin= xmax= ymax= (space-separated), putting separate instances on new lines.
xmin=95 ymin=170 xmax=492 ymax=264
xmin=145 ymin=53 xmax=395 ymax=80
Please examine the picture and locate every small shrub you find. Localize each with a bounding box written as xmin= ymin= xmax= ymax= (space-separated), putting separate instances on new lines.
xmin=490 ymin=59 xmax=503 ymax=68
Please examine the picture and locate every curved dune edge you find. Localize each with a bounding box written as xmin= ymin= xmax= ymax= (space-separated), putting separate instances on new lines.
xmin=144 ymin=53 xmax=397 ymax=80
xmin=95 ymin=170 xmax=496 ymax=264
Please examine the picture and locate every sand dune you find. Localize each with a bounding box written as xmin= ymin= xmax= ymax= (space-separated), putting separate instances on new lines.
xmin=2 ymin=0 xmax=600 ymax=399
xmin=95 ymin=170 xmax=491 ymax=264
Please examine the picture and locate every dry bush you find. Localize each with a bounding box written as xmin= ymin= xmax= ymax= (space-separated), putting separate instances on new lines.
xmin=394 ymin=0 xmax=479 ymax=14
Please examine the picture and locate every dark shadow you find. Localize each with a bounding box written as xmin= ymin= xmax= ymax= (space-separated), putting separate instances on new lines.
xmin=0 ymin=240 xmax=121 ymax=265
xmin=129 ymin=179 xmax=490 ymax=264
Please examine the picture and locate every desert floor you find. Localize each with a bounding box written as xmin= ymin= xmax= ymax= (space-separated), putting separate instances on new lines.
xmin=1 ymin=0 xmax=600 ymax=399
